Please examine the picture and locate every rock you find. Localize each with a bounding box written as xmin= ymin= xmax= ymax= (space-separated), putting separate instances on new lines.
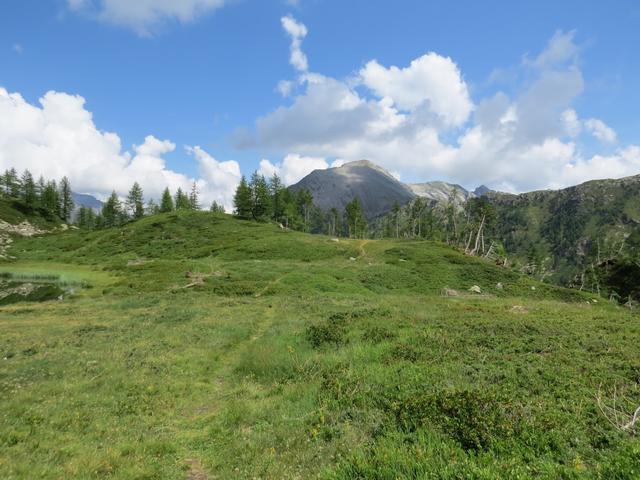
xmin=442 ymin=288 xmax=459 ymax=297
xmin=531 ymin=286 xmax=536 ymax=291
xmin=496 ymin=282 xmax=503 ymax=290
xmin=468 ymin=285 xmax=482 ymax=294
xmin=330 ymin=238 xmax=340 ymax=243
xmin=349 ymin=257 xmax=357 ymax=261
xmin=399 ymin=259 xmax=407 ymax=262
xmin=510 ymin=305 xmax=529 ymax=314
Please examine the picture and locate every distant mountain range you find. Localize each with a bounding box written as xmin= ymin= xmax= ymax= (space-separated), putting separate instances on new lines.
xmin=290 ymin=159 xmax=640 ymax=286
xmin=72 ymin=192 xmax=103 ymax=211
xmin=290 ymin=160 xmax=491 ymax=219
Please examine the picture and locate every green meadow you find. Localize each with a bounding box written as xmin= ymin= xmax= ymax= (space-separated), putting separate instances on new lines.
xmin=1 ymin=211 xmax=639 ymax=479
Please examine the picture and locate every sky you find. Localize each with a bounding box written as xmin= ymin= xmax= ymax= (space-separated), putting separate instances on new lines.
xmin=1 ymin=0 xmax=640 ymax=209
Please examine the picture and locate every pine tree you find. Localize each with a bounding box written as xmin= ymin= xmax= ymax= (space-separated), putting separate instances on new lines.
xmin=59 ymin=176 xmax=74 ymax=222
xmin=269 ymin=173 xmax=285 ymax=221
xmin=5 ymin=168 xmax=20 ymax=197
xmin=210 ymin=201 xmax=225 ymax=214
xmin=296 ymin=189 xmax=314 ymax=232
xmin=126 ymin=182 xmax=145 ymax=219
xmin=188 ymin=182 xmax=200 ymax=210
xmin=233 ymin=176 xmax=252 ymax=219
xmin=175 ymin=188 xmax=190 ymax=210
xmin=328 ymin=207 xmax=342 ymax=237
xmin=146 ymin=199 xmax=159 ymax=216
xmin=345 ymin=197 xmax=366 ymax=238
xmin=250 ymin=172 xmax=272 ymax=221
xmin=76 ymin=206 xmax=88 ymax=228
xmin=77 ymin=206 xmax=96 ymax=229
xmin=36 ymin=175 xmax=46 ymax=207
xmin=102 ymin=191 xmax=122 ymax=227
xmin=160 ymin=188 xmax=174 ymax=213
xmin=41 ymin=180 xmax=60 ymax=218
xmin=21 ymin=170 xmax=37 ymax=208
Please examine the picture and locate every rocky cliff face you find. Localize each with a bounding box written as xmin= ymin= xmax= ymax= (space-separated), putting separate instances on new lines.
xmin=407 ymin=181 xmax=474 ymax=204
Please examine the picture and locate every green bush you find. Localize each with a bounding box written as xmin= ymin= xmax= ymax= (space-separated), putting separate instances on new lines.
xmin=392 ymin=389 xmax=514 ymax=452
xmin=306 ymin=317 xmax=347 ymax=348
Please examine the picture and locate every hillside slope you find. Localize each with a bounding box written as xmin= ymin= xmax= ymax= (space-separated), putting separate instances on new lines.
xmin=1 ymin=212 xmax=638 ymax=479
xmin=486 ymin=174 xmax=640 ymax=283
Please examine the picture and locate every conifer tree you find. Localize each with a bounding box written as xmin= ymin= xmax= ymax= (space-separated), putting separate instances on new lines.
xmin=36 ymin=175 xmax=46 ymax=207
xmin=126 ymin=182 xmax=145 ymax=219
xmin=328 ymin=207 xmax=342 ymax=237
xmin=345 ymin=197 xmax=366 ymax=238
xmin=188 ymin=182 xmax=200 ymax=210
xmin=102 ymin=191 xmax=122 ymax=227
xmin=21 ymin=170 xmax=37 ymax=208
xmin=146 ymin=199 xmax=159 ymax=216
xmin=4 ymin=168 xmax=20 ymax=197
xmin=59 ymin=176 xmax=74 ymax=222
xmin=41 ymin=180 xmax=60 ymax=218
xmin=269 ymin=173 xmax=285 ymax=221
xmin=250 ymin=172 xmax=272 ymax=221
xmin=210 ymin=201 xmax=225 ymax=214
xmin=233 ymin=176 xmax=252 ymax=219
xmin=160 ymin=187 xmax=174 ymax=213
xmin=296 ymin=189 xmax=314 ymax=232
xmin=175 ymin=188 xmax=190 ymax=210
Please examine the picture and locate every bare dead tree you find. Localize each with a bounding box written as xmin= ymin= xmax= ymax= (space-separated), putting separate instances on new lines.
xmin=596 ymin=384 xmax=640 ymax=434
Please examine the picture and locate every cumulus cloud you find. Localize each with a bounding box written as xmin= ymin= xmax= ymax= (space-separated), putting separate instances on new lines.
xmin=0 ymin=87 xmax=240 ymax=211
xmin=360 ymin=53 xmax=473 ymax=126
xmin=258 ymin=153 xmax=328 ymax=185
xmin=281 ymin=15 xmax=308 ymax=72
xmin=242 ymin=22 xmax=638 ymax=192
xmin=67 ymin=0 xmax=227 ymax=35
xmin=584 ymin=118 xmax=617 ymax=144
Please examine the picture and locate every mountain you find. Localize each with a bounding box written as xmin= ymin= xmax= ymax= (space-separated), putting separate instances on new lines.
xmin=289 ymin=160 xmax=416 ymax=219
xmin=407 ymin=181 xmax=474 ymax=204
xmin=473 ymin=185 xmax=492 ymax=197
xmin=486 ymin=174 xmax=640 ymax=284
xmin=72 ymin=192 xmax=103 ymax=211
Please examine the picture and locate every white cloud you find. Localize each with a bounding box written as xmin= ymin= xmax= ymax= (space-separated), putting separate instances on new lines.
xmin=585 ymin=118 xmax=617 ymax=144
xmin=277 ymin=80 xmax=294 ymax=97
xmin=243 ymin=25 xmax=639 ymax=192
xmin=281 ymin=15 xmax=308 ymax=72
xmin=187 ymin=146 xmax=242 ymax=210
xmin=562 ymin=109 xmax=582 ymax=137
xmin=258 ymin=154 xmax=328 ymax=185
xmin=526 ymin=30 xmax=579 ymax=69
xmin=0 ymin=87 xmax=240 ymax=211
xmin=359 ymin=53 xmax=473 ymax=126
xmin=67 ymin=0 xmax=227 ymax=35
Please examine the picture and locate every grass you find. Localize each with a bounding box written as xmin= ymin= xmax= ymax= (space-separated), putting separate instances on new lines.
xmin=1 ymin=211 xmax=639 ymax=479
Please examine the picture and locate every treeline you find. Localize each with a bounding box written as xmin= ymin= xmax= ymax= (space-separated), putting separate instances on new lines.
xmin=1 ymin=168 xmax=74 ymax=222
xmin=77 ymin=182 xmax=226 ymax=229
xmin=232 ymin=172 xmax=369 ymax=237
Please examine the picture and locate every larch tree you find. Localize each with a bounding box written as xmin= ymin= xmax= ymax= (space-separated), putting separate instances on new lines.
xmin=59 ymin=176 xmax=74 ymax=222
xmin=160 ymin=187 xmax=174 ymax=213
xmin=233 ymin=176 xmax=252 ymax=219
xmin=126 ymin=182 xmax=145 ymax=219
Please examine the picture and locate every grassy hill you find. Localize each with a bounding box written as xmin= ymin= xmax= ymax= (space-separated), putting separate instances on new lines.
xmin=1 ymin=212 xmax=639 ymax=479
xmin=0 ymin=197 xmax=62 ymax=230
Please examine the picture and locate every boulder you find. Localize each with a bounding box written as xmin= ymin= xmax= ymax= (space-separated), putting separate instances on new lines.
xmin=468 ymin=285 xmax=482 ymax=294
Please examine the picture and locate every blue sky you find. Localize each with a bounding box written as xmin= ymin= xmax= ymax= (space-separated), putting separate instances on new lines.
xmin=1 ymin=0 xmax=639 ymax=207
